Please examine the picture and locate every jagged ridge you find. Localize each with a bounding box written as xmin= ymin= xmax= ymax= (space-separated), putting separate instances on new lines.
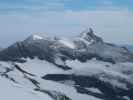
xmin=0 ymin=28 xmax=132 ymax=64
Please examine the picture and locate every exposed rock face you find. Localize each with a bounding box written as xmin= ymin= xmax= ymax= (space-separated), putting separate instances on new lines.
xmin=79 ymin=28 xmax=103 ymax=43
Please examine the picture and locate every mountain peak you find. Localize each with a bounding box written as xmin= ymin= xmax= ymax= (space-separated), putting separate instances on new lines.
xmin=32 ymin=34 xmax=43 ymax=40
xmin=80 ymin=28 xmax=103 ymax=43
xmin=24 ymin=33 xmax=53 ymax=43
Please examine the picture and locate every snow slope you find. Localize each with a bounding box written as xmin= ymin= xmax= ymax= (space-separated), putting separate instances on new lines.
xmin=0 ymin=77 xmax=53 ymax=100
xmin=0 ymin=59 xmax=102 ymax=100
xmin=0 ymin=58 xmax=133 ymax=100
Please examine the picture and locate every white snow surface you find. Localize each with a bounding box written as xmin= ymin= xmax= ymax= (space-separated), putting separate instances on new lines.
xmin=0 ymin=77 xmax=53 ymax=100
xmin=66 ymin=59 xmax=133 ymax=89
xmin=0 ymin=59 xmax=103 ymax=100
xmin=16 ymin=58 xmax=64 ymax=76
xmin=32 ymin=35 xmax=43 ymax=40
xmin=58 ymin=38 xmax=76 ymax=49
xmin=0 ymin=58 xmax=133 ymax=100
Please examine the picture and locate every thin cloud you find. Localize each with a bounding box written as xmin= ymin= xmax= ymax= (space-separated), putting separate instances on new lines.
xmin=0 ymin=0 xmax=132 ymax=14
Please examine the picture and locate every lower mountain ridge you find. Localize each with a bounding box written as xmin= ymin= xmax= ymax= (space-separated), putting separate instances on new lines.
xmin=0 ymin=28 xmax=133 ymax=100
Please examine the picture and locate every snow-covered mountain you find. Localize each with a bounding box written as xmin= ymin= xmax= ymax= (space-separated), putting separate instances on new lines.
xmin=0 ymin=28 xmax=132 ymax=64
xmin=0 ymin=28 xmax=133 ymax=100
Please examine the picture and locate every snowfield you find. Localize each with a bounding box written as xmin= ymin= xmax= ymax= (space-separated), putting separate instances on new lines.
xmin=0 ymin=59 xmax=104 ymax=100
xmin=0 ymin=58 xmax=133 ymax=100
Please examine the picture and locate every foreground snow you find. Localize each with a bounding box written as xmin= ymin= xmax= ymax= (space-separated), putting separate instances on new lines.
xmin=0 ymin=59 xmax=105 ymax=100
xmin=0 ymin=58 xmax=133 ymax=100
xmin=0 ymin=77 xmax=53 ymax=100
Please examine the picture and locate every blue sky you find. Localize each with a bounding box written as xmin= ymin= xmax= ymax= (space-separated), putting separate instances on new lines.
xmin=0 ymin=0 xmax=133 ymax=13
xmin=0 ymin=0 xmax=133 ymax=47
